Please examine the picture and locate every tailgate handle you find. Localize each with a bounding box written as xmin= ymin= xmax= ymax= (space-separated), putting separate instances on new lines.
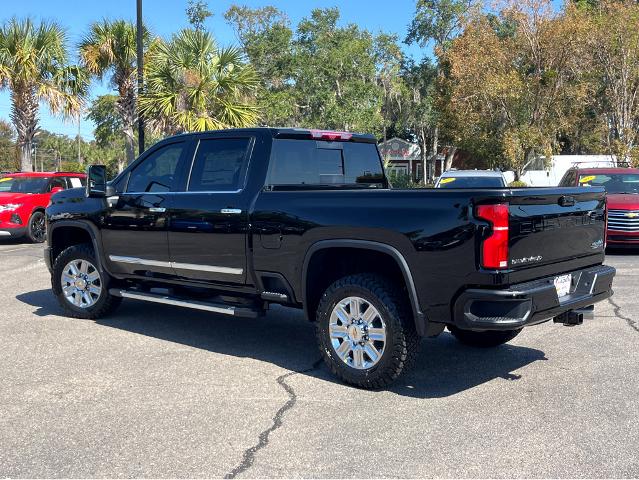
xmin=558 ymin=195 xmax=576 ymax=207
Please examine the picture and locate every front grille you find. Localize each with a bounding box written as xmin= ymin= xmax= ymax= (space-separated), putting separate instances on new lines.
xmin=608 ymin=209 xmax=639 ymax=232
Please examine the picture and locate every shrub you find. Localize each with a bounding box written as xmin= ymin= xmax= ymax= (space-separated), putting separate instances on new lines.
xmin=509 ymin=180 xmax=528 ymax=187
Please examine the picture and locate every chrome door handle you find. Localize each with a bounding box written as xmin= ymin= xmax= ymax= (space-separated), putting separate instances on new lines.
xmin=221 ymin=208 xmax=242 ymax=214
xmin=148 ymin=207 xmax=166 ymax=213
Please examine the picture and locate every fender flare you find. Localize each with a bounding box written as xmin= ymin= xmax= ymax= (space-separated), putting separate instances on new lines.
xmin=49 ymin=220 xmax=108 ymax=273
xmin=301 ymin=239 xmax=427 ymax=336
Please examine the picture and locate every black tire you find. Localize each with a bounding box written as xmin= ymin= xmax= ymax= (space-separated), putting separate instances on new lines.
xmin=52 ymin=243 xmax=121 ymax=319
xmin=315 ymin=273 xmax=420 ymax=389
xmin=27 ymin=210 xmax=46 ymax=243
xmin=448 ymin=325 xmax=522 ymax=348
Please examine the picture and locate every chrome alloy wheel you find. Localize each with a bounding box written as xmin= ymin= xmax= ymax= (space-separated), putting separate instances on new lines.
xmin=61 ymin=259 xmax=102 ymax=308
xmin=329 ymin=296 xmax=387 ymax=370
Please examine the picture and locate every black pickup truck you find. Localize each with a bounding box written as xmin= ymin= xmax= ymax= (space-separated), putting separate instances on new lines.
xmin=45 ymin=128 xmax=615 ymax=388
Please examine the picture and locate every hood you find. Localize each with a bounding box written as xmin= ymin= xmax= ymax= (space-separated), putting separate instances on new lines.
xmin=607 ymin=193 xmax=639 ymax=210
xmin=0 ymin=192 xmax=34 ymax=204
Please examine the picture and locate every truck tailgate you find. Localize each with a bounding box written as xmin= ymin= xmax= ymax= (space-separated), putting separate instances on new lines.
xmin=507 ymin=187 xmax=607 ymax=270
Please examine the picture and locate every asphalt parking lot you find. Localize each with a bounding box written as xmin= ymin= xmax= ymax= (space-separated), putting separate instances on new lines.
xmin=0 ymin=240 xmax=637 ymax=478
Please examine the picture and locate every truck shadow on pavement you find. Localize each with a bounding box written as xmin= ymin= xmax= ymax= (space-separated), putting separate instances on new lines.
xmin=17 ymin=289 xmax=547 ymax=399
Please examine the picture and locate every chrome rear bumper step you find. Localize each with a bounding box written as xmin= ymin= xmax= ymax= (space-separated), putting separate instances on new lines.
xmin=109 ymin=289 xmax=260 ymax=318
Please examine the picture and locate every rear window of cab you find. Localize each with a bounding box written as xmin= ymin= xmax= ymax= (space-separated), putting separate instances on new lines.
xmin=266 ymin=140 xmax=386 ymax=189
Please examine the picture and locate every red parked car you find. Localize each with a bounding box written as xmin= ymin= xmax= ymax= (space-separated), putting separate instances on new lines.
xmin=0 ymin=172 xmax=86 ymax=243
xmin=559 ymin=167 xmax=639 ymax=247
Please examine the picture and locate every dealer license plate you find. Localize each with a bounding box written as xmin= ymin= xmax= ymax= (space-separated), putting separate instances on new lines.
xmin=554 ymin=274 xmax=572 ymax=298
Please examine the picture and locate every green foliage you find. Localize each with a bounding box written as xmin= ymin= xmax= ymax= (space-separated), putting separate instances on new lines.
xmin=225 ymin=6 xmax=394 ymax=134
xmin=406 ymin=0 xmax=478 ymax=49
xmin=225 ymin=5 xmax=295 ymax=127
xmin=294 ymin=9 xmax=383 ymax=134
xmin=140 ymin=28 xmax=260 ymax=133
xmin=387 ymin=172 xmax=419 ymax=189
xmin=0 ymin=120 xmax=16 ymax=171
xmin=186 ymin=0 xmax=212 ymax=31
xmin=86 ymin=95 xmax=123 ymax=147
xmin=508 ymin=180 xmax=528 ymax=187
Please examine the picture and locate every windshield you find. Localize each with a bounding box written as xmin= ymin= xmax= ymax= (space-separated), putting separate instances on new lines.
xmin=578 ymin=173 xmax=639 ymax=194
xmin=0 ymin=176 xmax=49 ymax=194
xmin=437 ymin=175 xmax=505 ymax=188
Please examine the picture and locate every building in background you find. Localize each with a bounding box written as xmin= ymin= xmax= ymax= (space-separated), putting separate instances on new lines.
xmin=378 ymin=138 xmax=423 ymax=182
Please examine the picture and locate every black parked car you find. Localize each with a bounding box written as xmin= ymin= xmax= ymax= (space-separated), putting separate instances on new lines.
xmin=44 ymin=128 xmax=615 ymax=388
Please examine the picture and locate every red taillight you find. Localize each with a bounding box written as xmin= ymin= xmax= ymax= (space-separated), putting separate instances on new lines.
xmin=310 ymin=129 xmax=353 ymax=141
xmin=476 ymin=203 xmax=509 ymax=269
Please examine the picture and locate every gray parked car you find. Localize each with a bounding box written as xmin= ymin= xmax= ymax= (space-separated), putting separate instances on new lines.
xmin=435 ymin=170 xmax=507 ymax=188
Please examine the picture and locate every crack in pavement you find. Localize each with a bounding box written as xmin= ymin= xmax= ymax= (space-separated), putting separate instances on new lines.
xmin=608 ymin=298 xmax=639 ymax=333
xmin=224 ymin=357 xmax=324 ymax=479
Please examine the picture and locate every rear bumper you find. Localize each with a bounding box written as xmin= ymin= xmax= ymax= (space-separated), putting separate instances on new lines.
xmin=452 ymin=264 xmax=615 ymax=331
xmin=0 ymin=227 xmax=27 ymax=238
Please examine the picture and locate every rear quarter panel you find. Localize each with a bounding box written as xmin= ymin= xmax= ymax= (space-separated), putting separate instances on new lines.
xmin=252 ymin=188 xmax=487 ymax=322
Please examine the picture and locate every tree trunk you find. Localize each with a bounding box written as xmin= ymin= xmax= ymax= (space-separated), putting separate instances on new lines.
xmin=11 ymin=89 xmax=38 ymax=172
xmin=117 ymin=84 xmax=137 ymax=165
xmin=123 ymin=125 xmax=136 ymax=166
xmin=430 ymin=125 xmax=439 ymax=181
xmin=444 ymin=146 xmax=457 ymax=172
xmin=419 ymin=126 xmax=427 ymax=185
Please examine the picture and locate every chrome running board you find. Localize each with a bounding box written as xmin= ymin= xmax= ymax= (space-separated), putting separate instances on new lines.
xmin=110 ymin=289 xmax=260 ymax=318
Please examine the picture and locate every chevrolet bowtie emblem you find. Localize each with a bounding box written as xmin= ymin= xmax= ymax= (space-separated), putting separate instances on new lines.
xmin=626 ymin=212 xmax=639 ymax=218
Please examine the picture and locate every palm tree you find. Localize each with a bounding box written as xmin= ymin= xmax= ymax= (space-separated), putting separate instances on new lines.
xmin=0 ymin=18 xmax=87 ymax=172
xmin=79 ymin=20 xmax=149 ymax=165
xmin=139 ymin=29 xmax=259 ymax=134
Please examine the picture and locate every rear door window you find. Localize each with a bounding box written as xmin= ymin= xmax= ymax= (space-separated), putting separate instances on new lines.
xmin=267 ymin=140 xmax=385 ymax=188
xmin=187 ymin=138 xmax=252 ymax=192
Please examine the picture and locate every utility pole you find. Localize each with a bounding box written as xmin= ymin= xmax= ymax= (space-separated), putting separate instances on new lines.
xmin=136 ymin=0 xmax=145 ymax=155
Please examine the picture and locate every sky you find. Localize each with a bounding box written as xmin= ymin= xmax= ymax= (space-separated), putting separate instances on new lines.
xmin=0 ymin=0 xmax=426 ymax=140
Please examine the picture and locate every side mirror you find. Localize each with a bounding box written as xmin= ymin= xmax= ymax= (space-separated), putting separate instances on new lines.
xmin=50 ymin=186 xmax=64 ymax=194
xmin=86 ymin=164 xmax=107 ymax=197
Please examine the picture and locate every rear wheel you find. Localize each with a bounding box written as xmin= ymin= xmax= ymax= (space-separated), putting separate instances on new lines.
xmin=27 ymin=211 xmax=46 ymax=243
xmin=315 ymin=274 xmax=420 ymax=389
xmin=448 ymin=325 xmax=522 ymax=348
xmin=52 ymin=244 xmax=121 ymax=319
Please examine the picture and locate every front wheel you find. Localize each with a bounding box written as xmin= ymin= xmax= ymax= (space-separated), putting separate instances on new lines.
xmin=27 ymin=211 xmax=46 ymax=243
xmin=315 ymin=274 xmax=420 ymax=389
xmin=52 ymin=244 xmax=121 ymax=319
xmin=448 ymin=325 xmax=522 ymax=348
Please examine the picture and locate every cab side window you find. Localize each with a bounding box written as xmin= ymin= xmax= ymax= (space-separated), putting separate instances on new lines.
xmin=127 ymin=143 xmax=185 ymax=193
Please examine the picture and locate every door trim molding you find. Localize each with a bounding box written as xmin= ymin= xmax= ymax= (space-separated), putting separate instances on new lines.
xmin=108 ymin=255 xmax=244 ymax=275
